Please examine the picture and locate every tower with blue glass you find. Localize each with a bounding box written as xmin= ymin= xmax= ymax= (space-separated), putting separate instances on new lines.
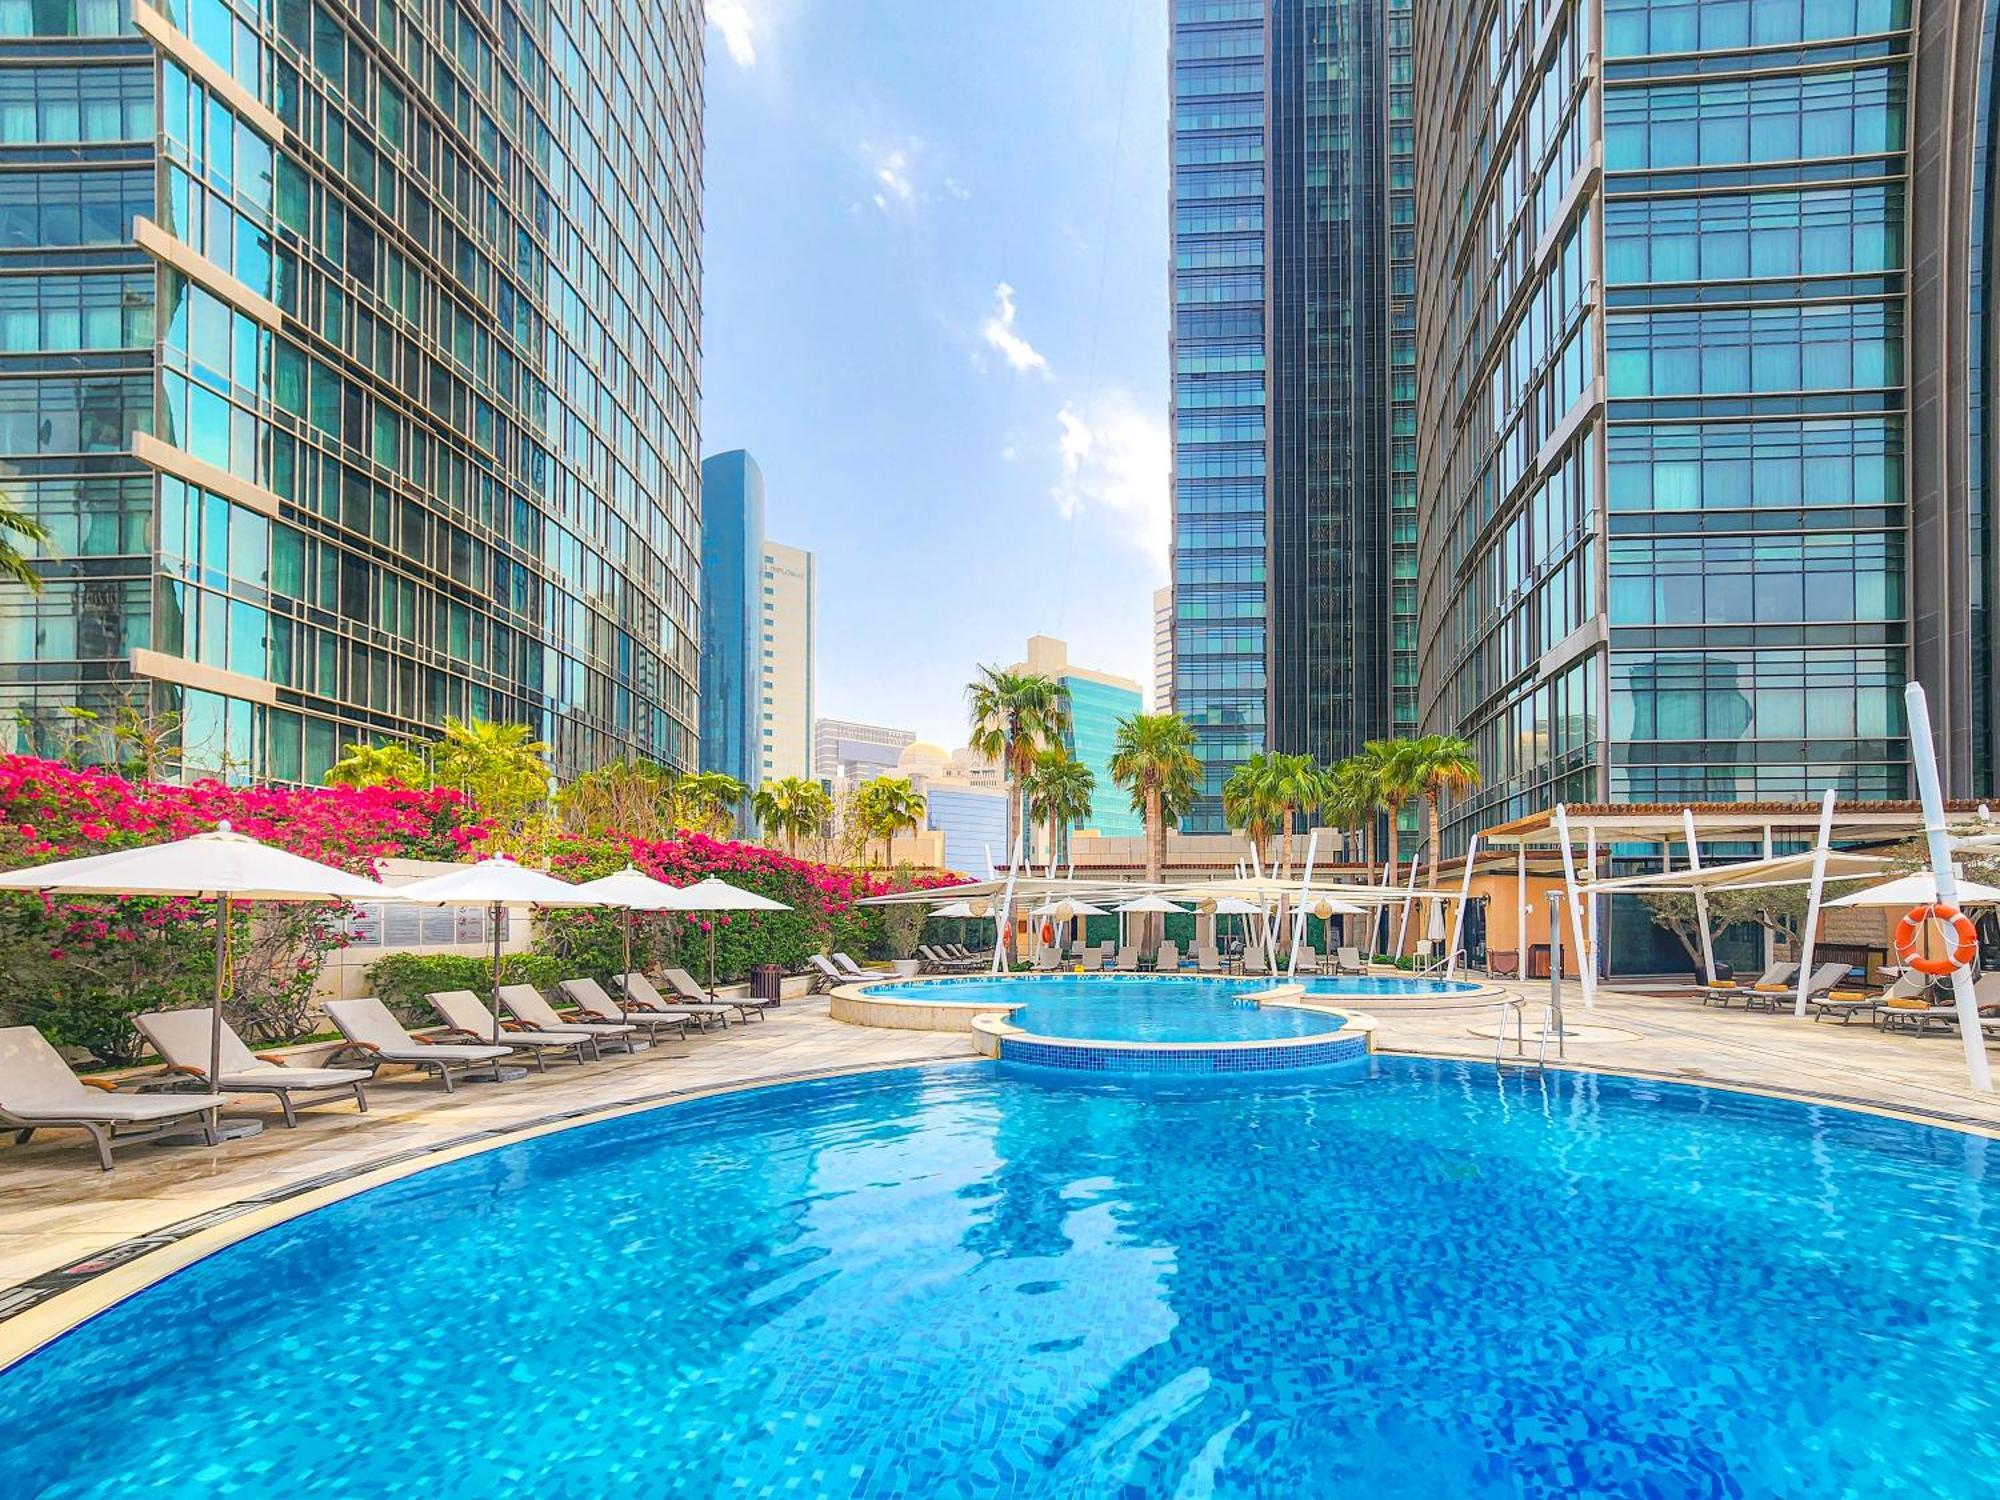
xmin=699 ymin=450 xmax=765 ymax=796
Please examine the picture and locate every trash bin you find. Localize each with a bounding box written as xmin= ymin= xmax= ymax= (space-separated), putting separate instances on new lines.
xmin=749 ymin=963 xmax=784 ymax=1004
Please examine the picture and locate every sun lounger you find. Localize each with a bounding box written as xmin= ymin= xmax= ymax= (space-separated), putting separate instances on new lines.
xmin=135 ymin=1008 xmax=369 ymax=1127
xmin=1155 ymin=942 xmax=1180 ymax=971
xmin=617 ymin=972 xmax=735 ymax=1030
xmin=1195 ymin=944 xmax=1222 ymax=973
xmin=1335 ymin=947 xmax=1366 ymax=975
xmin=1297 ymin=946 xmax=1322 ymax=975
xmin=1241 ymin=949 xmax=1271 ymax=975
xmin=923 ymin=944 xmax=981 ymax=971
xmin=833 ymin=952 xmax=895 ymax=980
xmin=1812 ymin=971 xmax=1924 ymax=1026
xmin=1076 ymin=948 xmax=1103 ymax=971
xmin=1699 ymin=962 xmax=1795 ymax=1007
xmin=664 ymin=967 xmax=775 ymax=1022
xmin=1033 ymin=948 xmax=1061 ymax=971
xmin=497 ymin=984 xmax=639 ymax=1054
xmin=1 ymin=1026 xmax=225 ymax=1171
xmin=559 ymin=978 xmax=693 ymax=1044
xmin=324 ymin=998 xmax=515 ymax=1093
xmin=428 ymin=990 xmax=596 ymax=1068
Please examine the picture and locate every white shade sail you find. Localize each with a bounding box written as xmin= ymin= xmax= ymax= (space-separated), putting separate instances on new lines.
xmin=0 ymin=822 xmax=394 ymax=903
xmin=659 ymin=876 xmax=791 ymax=912
xmin=392 ymin=854 xmax=597 ymax=907
xmin=1030 ymin=900 xmax=1108 ymax=919
xmin=1116 ymin=895 xmax=1188 ymax=915
xmin=1208 ymin=898 xmax=1266 ymax=916
xmin=1824 ymin=873 xmax=2000 ymax=908
xmin=567 ymin=866 xmax=687 ymax=911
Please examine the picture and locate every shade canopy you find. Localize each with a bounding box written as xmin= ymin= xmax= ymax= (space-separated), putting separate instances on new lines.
xmin=1307 ymin=897 xmax=1369 ymax=919
xmin=0 ymin=822 xmax=393 ymax=903
xmin=1116 ymin=895 xmax=1187 ymax=915
xmin=1208 ymin=897 xmax=1265 ymax=916
xmin=930 ymin=900 xmax=984 ymax=919
xmin=1824 ymin=873 xmax=2000 ymax=908
xmin=1030 ymin=899 xmax=1108 ymax=919
xmin=392 ymin=853 xmax=597 ymax=908
xmin=567 ymin=866 xmax=687 ymax=911
xmin=660 ymin=876 xmax=791 ymax=912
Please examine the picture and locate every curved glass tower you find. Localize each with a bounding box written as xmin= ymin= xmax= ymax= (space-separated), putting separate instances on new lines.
xmin=0 ymin=0 xmax=702 ymax=781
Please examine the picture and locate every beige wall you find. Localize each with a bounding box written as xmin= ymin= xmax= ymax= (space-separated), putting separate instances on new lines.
xmin=314 ymin=857 xmax=534 ymax=1002
xmin=758 ymin=539 xmax=815 ymax=783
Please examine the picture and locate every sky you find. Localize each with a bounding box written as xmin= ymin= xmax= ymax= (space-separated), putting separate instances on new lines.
xmin=700 ymin=0 xmax=1170 ymax=750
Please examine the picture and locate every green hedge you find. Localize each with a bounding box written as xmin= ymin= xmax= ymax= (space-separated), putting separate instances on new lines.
xmin=365 ymin=951 xmax=566 ymax=1024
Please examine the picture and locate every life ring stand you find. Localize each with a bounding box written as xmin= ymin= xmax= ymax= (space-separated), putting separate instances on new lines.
xmin=1892 ymin=902 xmax=1980 ymax=978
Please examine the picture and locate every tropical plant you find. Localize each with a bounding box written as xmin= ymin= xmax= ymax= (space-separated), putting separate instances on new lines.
xmin=851 ymin=776 xmax=927 ymax=866
xmin=0 ymin=492 xmax=49 ymax=592
xmin=673 ymin=770 xmax=746 ymax=838
xmin=559 ymin=759 xmax=681 ymax=840
xmin=1324 ymin=756 xmax=1383 ymax=868
xmin=753 ymin=775 xmax=834 ymax=858
xmin=1222 ymin=753 xmax=1281 ymax=868
xmin=1352 ymin=739 xmax=1424 ymax=881
xmin=430 ymin=718 xmax=553 ymax=833
xmin=1108 ymin=712 xmax=1201 ymax=884
xmin=1406 ymin=734 xmax=1482 ymax=891
xmin=1024 ymin=748 xmax=1095 ymax=864
xmin=967 ymin=666 xmax=1071 ymax=866
xmin=325 ymin=739 xmax=429 ymax=790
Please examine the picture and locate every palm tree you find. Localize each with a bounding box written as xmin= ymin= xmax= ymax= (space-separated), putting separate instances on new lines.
xmin=560 ymin=759 xmax=680 ymax=838
xmin=675 ymin=770 xmax=746 ymax=837
xmin=853 ymin=775 xmax=927 ymax=866
xmin=325 ymin=739 xmax=428 ymax=789
xmin=966 ymin=666 xmax=1071 ymax=866
xmin=1268 ymin=751 xmax=1322 ymax=878
xmin=1024 ymin=748 xmax=1095 ymax=864
xmin=1324 ymin=756 xmax=1382 ymax=868
xmin=1108 ymin=712 xmax=1201 ymax=884
xmin=1354 ymin=738 xmax=1423 ymax=882
xmin=0 ymin=492 xmax=49 ymax=592
xmin=752 ymin=775 xmax=833 ymax=858
xmin=1222 ymin=752 xmax=1282 ymax=870
xmin=432 ymin=717 xmax=553 ymax=829
xmin=1408 ymin=734 xmax=1482 ymax=893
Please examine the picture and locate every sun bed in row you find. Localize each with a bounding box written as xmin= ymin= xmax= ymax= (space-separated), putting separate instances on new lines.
xmin=0 ymin=1026 xmax=226 ymax=1172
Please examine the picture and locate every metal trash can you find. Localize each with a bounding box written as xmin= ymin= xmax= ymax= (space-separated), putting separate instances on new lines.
xmin=749 ymin=963 xmax=784 ymax=1004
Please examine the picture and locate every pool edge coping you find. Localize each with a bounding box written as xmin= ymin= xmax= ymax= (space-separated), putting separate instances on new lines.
xmin=4 ymin=1041 xmax=1997 ymax=1377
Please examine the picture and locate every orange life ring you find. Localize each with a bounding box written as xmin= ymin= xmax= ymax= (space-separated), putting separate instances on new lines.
xmin=1892 ymin=902 xmax=1980 ymax=977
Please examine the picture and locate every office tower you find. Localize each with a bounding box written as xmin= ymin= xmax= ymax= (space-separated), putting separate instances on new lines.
xmin=1010 ymin=634 xmax=1144 ymax=839
xmin=699 ymin=451 xmax=763 ymax=792
xmin=1152 ymin=584 xmax=1174 ymax=712
xmin=0 ymin=0 xmax=703 ymax=781
xmin=757 ymin=539 xmax=815 ymax=782
xmin=894 ymin=740 xmax=1008 ymax=874
xmin=1412 ymin=0 xmax=1995 ymax=852
xmin=1169 ymin=0 xmax=1405 ymax=830
xmin=814 ymin=717 xmax=916 ymax=790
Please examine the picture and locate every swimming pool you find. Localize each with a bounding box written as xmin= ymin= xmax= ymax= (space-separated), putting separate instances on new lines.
xmin=2 ymin=1060 xmax=1996 ymax=1496
xmin=859 ymin=974 xmax=1477 ymax=1044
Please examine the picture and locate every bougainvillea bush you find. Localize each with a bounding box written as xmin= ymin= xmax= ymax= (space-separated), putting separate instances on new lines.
xmin=0 ymin=755 xmax=958 ymax=1062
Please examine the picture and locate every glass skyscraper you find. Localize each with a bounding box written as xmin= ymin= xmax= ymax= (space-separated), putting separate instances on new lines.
xmin=1170 ymin=0 xmax=1409 ymax=831
xmin=1414 ymin=1 xmax=2000 ymax=853
xmin=0 ymin=0 xmax=703 ymax=782
xmin=698 ymin=449 xmax=761 ymax=793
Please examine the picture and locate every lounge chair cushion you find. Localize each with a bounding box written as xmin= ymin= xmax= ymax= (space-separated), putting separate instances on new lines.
xmin=0 ymin=1026 xmax=224 ymax=1122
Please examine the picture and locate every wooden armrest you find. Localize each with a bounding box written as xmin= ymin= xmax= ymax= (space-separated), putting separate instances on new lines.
xmin=254 ymin=1052 xmax=290 ymax=1066
xmin=349 ymin=1040 xmax=383 ymax=1054
xmin=164 ymin=1062 xmax=209 ymax=1078
xmin=79 ymin=1076 xmax=119 ymax=1092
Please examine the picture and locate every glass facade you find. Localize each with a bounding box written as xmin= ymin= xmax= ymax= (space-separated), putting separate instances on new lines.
xmin=0 ymin=0 xmax=702 ymax=782
xmin=698 ymin=450 xmax=761 ymax=792
xmin=1170 ymin=0 xmax=1267 ymax=829
xmin=1061 ymin=672 xmax=1144 ymax=839
xmin=1415 ymin=0 xmax=1927 ymax=852
xmin=1170 ymin=0 xmax=1406 ymax=830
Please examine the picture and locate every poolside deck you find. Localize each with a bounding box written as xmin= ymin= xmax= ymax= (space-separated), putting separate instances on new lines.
xmin=4 ymin=983 xmax=1998 ymax=1324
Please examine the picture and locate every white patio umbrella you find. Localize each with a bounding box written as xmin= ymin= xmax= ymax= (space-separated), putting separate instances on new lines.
xmin=1029 ymin=899 xmax=1108 ymax=919
xmin=570 ymin=867 xmax=689 ymax=1018
xmin=930 ymin=900 xmax=980 ymax=919
xmin=392 ymin=855 xmax=603 ymax=1043
xmin=659 ymin=876 xmax=791 ymax=989
xmin=1115 ymin=893 xmax=1186 ymax=953
xmin=0 ymin=822 xmax=397 ymax=1124
xmin=1825 ymin=873 xmax=2000 ymax=908
xmin=1210 ymin=895 xmax=1264 ymax=955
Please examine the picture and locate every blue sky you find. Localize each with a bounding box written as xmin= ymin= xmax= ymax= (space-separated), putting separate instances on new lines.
xmin=701 ymin=0 xmax=1170 ymax=749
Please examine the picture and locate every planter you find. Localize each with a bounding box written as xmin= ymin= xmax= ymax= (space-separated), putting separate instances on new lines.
xmin=890 ymin=959 xmax=922 ymax=977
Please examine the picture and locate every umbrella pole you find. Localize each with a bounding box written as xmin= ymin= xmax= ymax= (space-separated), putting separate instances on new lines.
xmin=209 ymin=892 xmax=229 ymax=1135
xmin=622 ymin=910 xmax=633 ymax=1022
xmin=709 ymin=923 xmax=718 ymax=992
xmin=490 ymin=899 xmax=503 ymax=1045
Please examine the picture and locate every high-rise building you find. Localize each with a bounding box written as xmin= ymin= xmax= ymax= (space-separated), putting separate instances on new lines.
xmin=1412 ymin=0 xmax=1998 ymax=852
xmin=1010 ymin=635 xmax=1144 ymax=840
xmin=0 ymin=0 xmax=703 ymax=782
xmin=757 ymin=539 xmax=815 ymax=782
xmin=814 ymin=716 xmax=915 ymax=790
xmin=894 ymin=740 xmax=1008 ymax=874
xmin=1169 ymin=1 xmax=1409 ymax=830
xmin=1152 ymin=585 xmax=1174 ymax=712
xmin=699 ymin=451 xmax=763 ymax=793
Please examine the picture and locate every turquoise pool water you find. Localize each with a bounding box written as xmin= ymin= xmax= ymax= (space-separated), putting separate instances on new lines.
xmin=3 ymin=1060 xmax=1998 ymax=1496
xmin=865 ymin=974 xmax=1473 ymax=1044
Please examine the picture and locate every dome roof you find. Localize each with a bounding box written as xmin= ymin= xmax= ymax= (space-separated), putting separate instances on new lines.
xmin=897 ymin=740 xmax=951 ymax=771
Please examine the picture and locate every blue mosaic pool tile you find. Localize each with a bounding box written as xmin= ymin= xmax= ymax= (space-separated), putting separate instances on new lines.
xmin=999 ymin=1032 xmax=1368 ymax=1075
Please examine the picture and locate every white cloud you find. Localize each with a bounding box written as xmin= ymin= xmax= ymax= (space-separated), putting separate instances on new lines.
xmin=871 ymin=145 xmax=915 ymax=210
xmin=981 ymin=283 xmax=1050 ymax=377
xmin=708 ymin=0 xmax=758 ymax=67
xmin=1050 ymin=392 xmax=1170 ymax=565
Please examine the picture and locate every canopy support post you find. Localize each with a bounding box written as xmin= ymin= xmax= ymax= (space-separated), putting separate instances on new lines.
xmin=1393 ymin=850 xmax=1419 ymax=957
xmin=1585 ymin=827 xmax=1600 ymax=992
xmin=1682 ymin=808 xmax=1716 ymax=988
xmin=1552 ymin=805 xmax=1595 ymax=1009
xmin=1793 ymin=788 xmax=1838 ymax=1019
xmin=1906 ymin=682 xmax=1992 ymax=1091
xmin=1286 ymin=829 xmax=1320 ymax=978
xmin=1447 ymin=833 xmax=1479 ymax=981
xmin=1515 ymin=842 xmax=1527 ymax=980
